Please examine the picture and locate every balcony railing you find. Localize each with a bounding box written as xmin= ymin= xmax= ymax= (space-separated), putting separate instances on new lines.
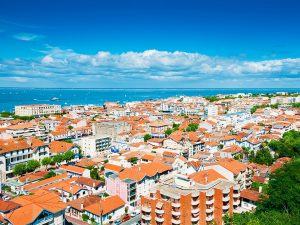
xmin=172 ymin=202 xmax=181 ymax=207
xmin=172 ymin=211 xmax=181 ymax=216
xmin=155 ymin=217 xmax=164 ymax=223
xmin=142 ymin=206 xmax=151 ymax=213
xmin=142 ymin=214 xmax=151 ymax=221
xmin=155 ymin=208 xmax=164 ymax=214
xmin=206 ymin=207 xmax=214 ymax=213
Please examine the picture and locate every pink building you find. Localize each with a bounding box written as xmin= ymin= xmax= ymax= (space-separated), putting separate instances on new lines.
xmin=105 ymin=162 xmax=172 ymax=209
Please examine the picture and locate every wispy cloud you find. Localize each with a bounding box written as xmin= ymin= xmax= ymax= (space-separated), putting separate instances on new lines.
xmin=13 ymin=32 xmax=44 ymax=41
xmin=0 ymin=47 xmax=300 ymax=86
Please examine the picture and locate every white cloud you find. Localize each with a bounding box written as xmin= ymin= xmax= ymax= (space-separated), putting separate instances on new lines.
xmin=13 ymin=32 xmax=44 ymax=41
xmin=0 ymin=47 xmax=300 ymax=84
xmin=10 ymin=76 xmax=29 ymax=83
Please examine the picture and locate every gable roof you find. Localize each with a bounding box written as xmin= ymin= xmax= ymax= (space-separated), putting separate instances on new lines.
xmin=85 ymin=195 xmax=125 ymax=216
xmin=7 ymin=190 xmax=66 ymax=225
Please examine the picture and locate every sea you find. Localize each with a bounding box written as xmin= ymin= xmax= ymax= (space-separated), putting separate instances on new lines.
xmin=1 ymin=88 xmax=300 ymax=112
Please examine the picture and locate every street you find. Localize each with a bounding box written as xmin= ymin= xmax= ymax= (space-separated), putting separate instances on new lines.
xmin=121 ymin=214 xmax=140 ymax=225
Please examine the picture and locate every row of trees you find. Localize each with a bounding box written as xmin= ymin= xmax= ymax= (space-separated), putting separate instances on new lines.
xmin=13 ymin=151 xmax=75 ymax=176
xmin=250 ymin=104 xmax=279 ymax=114
xmin=13 ymin=159 xmax=41 ymax=176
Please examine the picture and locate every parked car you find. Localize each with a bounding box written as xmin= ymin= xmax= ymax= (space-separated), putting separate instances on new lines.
xmin=114 ymin=220 xmax=122 ymax=225
xmin=2 ymin=195 xmax=11 ymax=201
xmin=122 ymin=214 xmax=131 ymax=222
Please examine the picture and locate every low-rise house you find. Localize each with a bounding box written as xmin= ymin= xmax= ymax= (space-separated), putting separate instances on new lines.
xmin=6 ymin=190 xmax=66 ymax=225
xmin=220 ymin=145 xmax=242 ymax=158
xmin=74 ymin=177 xmax=105 ymax=194
xmin=60 ymin=165 xmax=90 ymax=178
xmin=66 ymin=195 xmax=125 ymax=224
xmin=49 ymin=141 xmax=80 ymax=159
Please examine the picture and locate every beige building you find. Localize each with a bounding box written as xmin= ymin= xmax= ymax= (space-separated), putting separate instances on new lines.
xmin=15 ymin=104 xmax=61 ymax=116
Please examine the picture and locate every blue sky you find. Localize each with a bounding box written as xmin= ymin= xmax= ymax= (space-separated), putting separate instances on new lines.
xmin=0 ymin=0 xmax=300 ymax=88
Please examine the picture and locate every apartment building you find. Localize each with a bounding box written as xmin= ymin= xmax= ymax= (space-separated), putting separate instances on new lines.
xmin=204 ymin=158 xmax=252 ymax=190
xmin=105 ymin=162 xmax=172 ymax=209
xmin=141 ymin=170 xmax=240 ymax=225
xmin=92 ymin=121 xmax=131 ymax=140
xmin=205 ymin=105 xmax=218 ymax=117
xmin=15 ymin=104 xmax=61 ymax=116
xmin=150 ymin=121 xmax=168 ymax=138
xmin=79 ymin=135 xmax=112 ymax=157
xmin=5 ymin=123 xmax=47 ymax=140
xmin=0 ymin=138 xmax=49 ymax=180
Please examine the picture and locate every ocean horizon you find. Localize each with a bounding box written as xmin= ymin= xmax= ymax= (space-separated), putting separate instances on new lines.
xmin=1 ymin=87 xmax=300 ymax=112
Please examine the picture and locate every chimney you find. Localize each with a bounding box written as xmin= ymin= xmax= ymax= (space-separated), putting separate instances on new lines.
xmin=80 ymin=203 xmax=84 ymax=210
xmin=93 ymin=182 xmax=95 ymax=188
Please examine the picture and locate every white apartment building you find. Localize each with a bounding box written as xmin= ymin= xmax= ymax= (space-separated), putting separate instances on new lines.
xmin=79 ymin=135 xmax=112 ymax=157
xmin=15 ymin=104 xmax=61 ymax=116
xmin=205 ymin=105 xmax=218 ymax=117
xmin=0 ymin=138 xmax=49 ymax=180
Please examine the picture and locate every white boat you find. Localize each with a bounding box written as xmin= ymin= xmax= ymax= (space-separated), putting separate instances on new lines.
xmin=51 ymin=97 xmax=60 ymax=101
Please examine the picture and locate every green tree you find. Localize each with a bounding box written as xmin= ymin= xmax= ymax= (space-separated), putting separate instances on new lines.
xmin=41 ymin=157 xmax=52 ymax=169
xmin=165 ymin=128 xmax=173 ymax=136
xmin=255 ymin=148 xmax=274 ymax=165
xmin=257 ymin=159 xmax=300 ymax=215
xmin=185 ymin=123 xmax=199 ymax=132
xmin=63 ymin=150 xmax=75 ymax=163
xmin=13 ymin=163 xmax=27 ymax=176
xmin=26 ymin=159 xmax=41 ymax=172
xmin=82 ymin=214 xmax=89 ymax=222
xmin=144 ymin=134 xmax=151 ymax=142
xmin=44 ymin=171 xmax=56 ymax=179
xmin=89 ymin=167 xmax=100 ymax=180
xmin=52 ymin=154 xmax=64 ymax=165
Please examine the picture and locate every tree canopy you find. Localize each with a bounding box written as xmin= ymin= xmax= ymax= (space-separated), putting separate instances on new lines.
xmin=268 ymin=130 xmax=300 ymax=158
xmin=144 ymin=134 xmax=151 ymax=142
xmin=229 ymin=158 xmax=300 ymax=224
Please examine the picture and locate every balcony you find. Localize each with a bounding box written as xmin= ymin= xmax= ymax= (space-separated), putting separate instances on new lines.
xmin=246 ymin=180 xmax=252 ymax=186
xmin=222 ymin=204 xmax=230 ymax=210
xmin=191 ymin=208 xmax=199 ymax=214
xmin=206 ymin=190 xmax=214 ymax=197
xmin=142 ymin=206 xmax=151 ymax=213
xmin=223 ymin=195 xmax=230 ymax=202
xmin=223 ymin=188 xmax=230 ymax=194
xmin=206 ymin=198 xmax=214 ymax=205
xmin=191 ymin=216 xmax=199 ymax=223
xmin=172 ymin=211 xmax=181 ymax=216
xmin=191 ymin=199 xmax=199 ymax=205
xmin=142 ymin=214 xmax=151 ymax=221
xmin=206 ymin=214 xmax=214 ymax=222
xmin=155 ymin=208 xmax=164 ymax=214
xmin=172 ymin=202 xmax=181 ymax=207
xmin=233 ymin=185 xmax=240 ymax=191
xmin=233 ymin=200 xmax=240 ymax=205
xmin=155 ymin=217 xmax=164 ymax=223
xmin=233 ymin=192 xmax=240 ymax=198
xmin=206 ymin=207 xmax=214 ymax=213
xmin=171 ymin=219 xmax=181 ymax=225
xmin=191 ymin=192 xmax=199 ymax=197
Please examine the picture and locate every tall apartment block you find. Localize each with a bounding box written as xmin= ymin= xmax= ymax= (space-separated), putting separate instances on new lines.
xmin=140 ymin=170 xmax=240 ymax=225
